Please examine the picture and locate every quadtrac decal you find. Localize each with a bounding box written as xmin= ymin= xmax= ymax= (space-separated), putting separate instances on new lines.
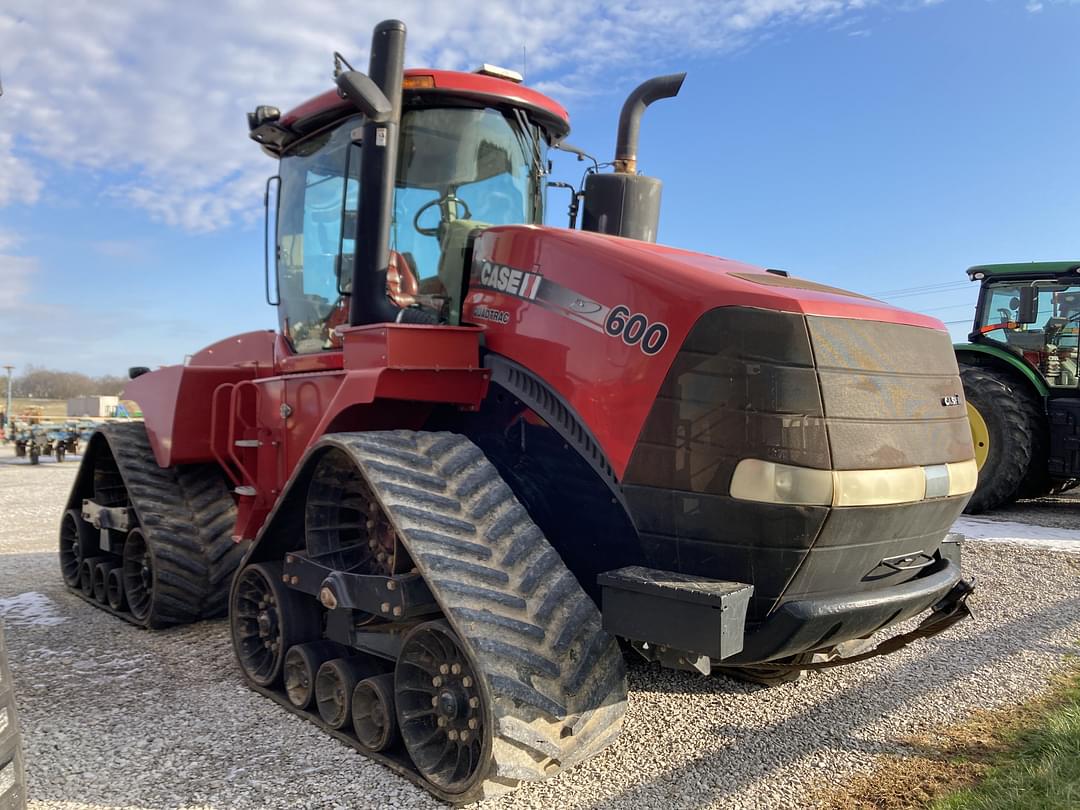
xmin=470 ymin=258 xmax=669 ymax=356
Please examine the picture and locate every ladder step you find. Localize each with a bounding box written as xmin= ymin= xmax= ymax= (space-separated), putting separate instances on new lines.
xmin=234 ymin=439 xmax=262 ymax=447
xmin=234 ymin=486 xmax=257 ymax=497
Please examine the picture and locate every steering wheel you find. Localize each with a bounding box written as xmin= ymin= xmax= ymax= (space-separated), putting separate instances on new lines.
xmin=413 ymin=194 xmax=472 ymax=237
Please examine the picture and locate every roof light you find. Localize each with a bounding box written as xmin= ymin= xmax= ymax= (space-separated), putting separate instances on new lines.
xmin=474 ymin=64 xmax=523 ymax=83
xmin=973 ymin=272 xmax=985 ymax=280
xmin=403 ymin=74 xmax=435 ymax=89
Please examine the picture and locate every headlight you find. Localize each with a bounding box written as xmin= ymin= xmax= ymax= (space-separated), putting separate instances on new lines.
xmin=730 ymin=458 xmax=979 ymax=507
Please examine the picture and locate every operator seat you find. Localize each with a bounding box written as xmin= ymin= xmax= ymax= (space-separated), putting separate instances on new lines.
xmin=437 ymin=219 xmax=487 ymax=322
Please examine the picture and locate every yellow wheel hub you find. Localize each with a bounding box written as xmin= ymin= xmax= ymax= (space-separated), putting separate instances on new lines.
xmin=967 ymin=401 xmax=989 ymax=470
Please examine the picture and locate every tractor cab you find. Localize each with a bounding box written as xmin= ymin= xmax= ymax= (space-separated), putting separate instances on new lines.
xmin=966 ymin=262 xmax=1080 ymax=390
xmin=251 ymin=67 xmax=567 ymax=353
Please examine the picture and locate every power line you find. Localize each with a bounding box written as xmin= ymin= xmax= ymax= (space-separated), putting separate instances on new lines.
xmin=868 ymin=279 xmax=971 ymax=296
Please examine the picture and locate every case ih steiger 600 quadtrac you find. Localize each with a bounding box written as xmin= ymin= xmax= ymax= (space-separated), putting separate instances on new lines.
xmin=60 ymin=20 xmax=978 ymax=803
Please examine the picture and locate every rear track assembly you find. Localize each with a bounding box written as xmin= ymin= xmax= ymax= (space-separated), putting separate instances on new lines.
xmin=61 ymin=422 xmax=243 ymax=628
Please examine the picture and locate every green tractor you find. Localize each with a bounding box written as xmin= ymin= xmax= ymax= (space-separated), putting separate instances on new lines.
xmin=956 ymin=261 xmax=1080 ymax=512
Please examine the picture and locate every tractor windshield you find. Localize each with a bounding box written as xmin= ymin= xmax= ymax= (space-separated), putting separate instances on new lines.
xmin=976 ymin=280 xmax=1080 ymax=387
xmin=275 ymin=106 xmax=547 ymax=352
xmin=391 ymin=106 xmax=547 ymax=316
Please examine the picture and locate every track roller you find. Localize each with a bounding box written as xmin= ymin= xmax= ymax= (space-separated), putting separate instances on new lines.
xmin=92 ymin=561 xmax=120 ymax=604
xmin=315 ymin=657 xmax=381 ymax=730
xmin=80 ymin=556 xmax=106 ymax=598
xmin=106 ymin=567 xmax=126 ymax=611
xmin=231 ymin=562 xmax=321 ymax=688
xmin=59 ymin=508 xmax=97 ymax=588
xmin=284 ymin=641 xmax=347 ymax=710
xmin=352 ymin=673 xmax=399 ymax=753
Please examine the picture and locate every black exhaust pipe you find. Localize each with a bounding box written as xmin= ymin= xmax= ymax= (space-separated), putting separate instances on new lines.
xmin=613 ymin=73 xmax=686 ymax=175
xmin=581 ymin=72 xmax=685 ymax=242
xmin=349 ymin=20 xmax=406 ymax=327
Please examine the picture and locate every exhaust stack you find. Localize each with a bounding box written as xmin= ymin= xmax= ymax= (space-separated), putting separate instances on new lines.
xmin=348 ymin=20 xmax=406 ymax=327
xmin=581 ymin=72 xmax=686 ymax=243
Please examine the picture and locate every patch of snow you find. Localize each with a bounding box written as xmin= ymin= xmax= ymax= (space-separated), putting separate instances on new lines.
xmin=951 ymin=517 xmax=1080 ymax=555
xmin=0 ymin=592 xmax=68 ymax=626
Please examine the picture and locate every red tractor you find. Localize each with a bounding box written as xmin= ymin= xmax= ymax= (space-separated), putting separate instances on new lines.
xmin=60 ymin=20 xmax=977 ymax=803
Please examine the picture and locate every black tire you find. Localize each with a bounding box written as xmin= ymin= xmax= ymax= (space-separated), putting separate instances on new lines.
xmin=961 ymin=365 xmax=1039 ymax=513
xmin=231 ymin=562 xmax=322 ymax=688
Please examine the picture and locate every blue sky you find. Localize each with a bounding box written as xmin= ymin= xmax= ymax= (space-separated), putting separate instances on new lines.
xmin=1 ymin=0 xmax=1078 ymax=375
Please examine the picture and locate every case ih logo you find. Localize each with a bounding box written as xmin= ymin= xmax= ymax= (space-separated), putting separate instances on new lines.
xmin=941 ymin=394 xmax=961 ymax=407
xmin=477 ymin=261 xmax=542 ymax=300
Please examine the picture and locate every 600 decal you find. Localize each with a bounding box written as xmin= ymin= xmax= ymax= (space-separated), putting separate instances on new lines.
xmin=604 ymin=305 xmax=669 ymax=356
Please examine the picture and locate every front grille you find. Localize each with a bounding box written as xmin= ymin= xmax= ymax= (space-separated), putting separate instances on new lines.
xmin=621 ymin=306 xmax=972 ymax=619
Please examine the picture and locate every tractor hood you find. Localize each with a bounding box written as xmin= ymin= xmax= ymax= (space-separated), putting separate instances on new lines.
xmin=465 ymin=224 xmax=959 ymax=479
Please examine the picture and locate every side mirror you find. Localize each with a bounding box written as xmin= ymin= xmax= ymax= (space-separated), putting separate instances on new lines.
xmin=1018 ymin=286 xmax=1039 ymax=324
xmin=335 ymin=70 xmax=392 ymax=123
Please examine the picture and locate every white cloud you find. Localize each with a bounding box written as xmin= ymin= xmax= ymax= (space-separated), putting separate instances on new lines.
xmin=0 ymin=252 xmax=38 ymax=310
xmin=1026 ymin=0 xmax=1044 ymax=11
xmin=0 ymin=131 xmax=42 ymax=206
xmin=0 ymin=0 xmax=888 ymax=232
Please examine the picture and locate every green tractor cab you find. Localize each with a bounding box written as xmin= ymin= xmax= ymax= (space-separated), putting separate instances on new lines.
xmin=955 ymin=260 xmax=1080 ymax=512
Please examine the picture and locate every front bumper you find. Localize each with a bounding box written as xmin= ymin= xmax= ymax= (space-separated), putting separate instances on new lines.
xmin=599 ymin=538 xmax=970 ymax=670
xmin=725 ymin=545 xmax=966 ymax=665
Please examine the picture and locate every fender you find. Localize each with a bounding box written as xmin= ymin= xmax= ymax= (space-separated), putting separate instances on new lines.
xmin=483 ymin=354 xmax=623 ymax=504
xmin=955 ymin=342 xmax=1049 ymax=397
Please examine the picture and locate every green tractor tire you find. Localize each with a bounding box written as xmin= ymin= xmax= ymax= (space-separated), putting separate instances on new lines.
xmin=961 ymin=365 xmax=1040 ymax=513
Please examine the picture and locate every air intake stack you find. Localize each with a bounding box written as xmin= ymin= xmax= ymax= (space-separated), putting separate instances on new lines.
xmin=581 ymin=73 xmax=685 ymax=243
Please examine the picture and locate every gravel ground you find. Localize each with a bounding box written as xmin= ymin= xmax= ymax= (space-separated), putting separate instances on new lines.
xmin=1 ymin=448 xmax=1079 ymax=810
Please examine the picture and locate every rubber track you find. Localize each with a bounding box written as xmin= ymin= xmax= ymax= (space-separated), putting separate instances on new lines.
xmin=67 ymin=423 xmax=241 ymax=627
xmin=960 ymin=365 xmax=1035 ymax=513
xmin=326 ymin=431 xmax=628 ymax=802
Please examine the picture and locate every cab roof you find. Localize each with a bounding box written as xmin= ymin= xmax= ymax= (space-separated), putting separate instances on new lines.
xmin=967 ymin=261 xmax=1080 ymax=280
xmin=276 ymin=68 xmax=569 ymax=146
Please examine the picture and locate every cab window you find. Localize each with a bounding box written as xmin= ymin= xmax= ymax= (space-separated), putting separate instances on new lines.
xmin=976 ymin=281 xmax=1080 ymax=387
xmin=276 ymin=121 xmax=359 ymax=353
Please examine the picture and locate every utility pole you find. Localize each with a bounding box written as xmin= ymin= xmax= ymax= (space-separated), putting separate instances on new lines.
xmin=2 ymin=365 xmax=13 ymax=437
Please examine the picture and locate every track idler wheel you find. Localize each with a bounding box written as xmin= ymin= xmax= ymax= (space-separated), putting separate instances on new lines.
xmin=92 ymin=561 xmax=120 ymax=604
xmin=59 ymin=508 xmax=97 ymax=588
xmin=106 ymin=566 xmax=126 ymax=611
xmin=79 ymin=556 xmax=106 ymax=598
xmin=352 ymin=673 xmax=399 ymax=753
xmin=315 ymin=657 xmax=381 ymax=730
xmin=231 ymin=562 xmax=321 ymax=688
xmin=284 ymin=641 xmax=347 ymax=710
xmin=122 ymin=528 xmax=154 ymax=622
xmin=396 ymin=621 xmax=488 ymax=795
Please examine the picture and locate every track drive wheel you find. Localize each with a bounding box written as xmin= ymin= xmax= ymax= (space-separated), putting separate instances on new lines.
xmin=231 ymin=562 xmax=322 ymax=688
xmin=396 ymin=621 xmax=488 ymax=795
xmin=961 ymin=365 xmax=1039 ymax=513
xmin=59 ymin=508 xmax=96 ymax=588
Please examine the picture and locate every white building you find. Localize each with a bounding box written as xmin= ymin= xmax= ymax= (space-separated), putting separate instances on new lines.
xmin=67 ymin=396 xmax=120 ymax=418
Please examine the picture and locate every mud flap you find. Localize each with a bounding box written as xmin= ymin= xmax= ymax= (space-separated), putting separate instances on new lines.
xmin=0 ymin=624 xmax=27 ymax=810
